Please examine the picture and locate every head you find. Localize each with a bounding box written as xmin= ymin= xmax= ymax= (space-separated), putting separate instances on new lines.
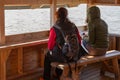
xmin=87 ymin=6 xmax=101 ymax=22
xmin=56 ymin=7 xmax=68 ymax=20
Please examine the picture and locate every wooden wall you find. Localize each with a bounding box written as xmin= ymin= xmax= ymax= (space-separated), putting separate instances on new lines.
xmin=0 ymin=31 xmax=49 ymax=80
xmin=0 ymin=30 xmax=119 ymax=80
xmin=109 ymin=34 xmax=120 ymax=51
xmin=88 ymin=0 xmax=120 ymax=5
xmin=0 ymin=0 xmax=120 ymax=80
xmin=6 ymin=42 xmax=48 ymax=80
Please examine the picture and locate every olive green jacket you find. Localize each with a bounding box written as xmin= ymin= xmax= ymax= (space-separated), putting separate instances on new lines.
xmin=87 ymin=6 xmax=109 ymax=48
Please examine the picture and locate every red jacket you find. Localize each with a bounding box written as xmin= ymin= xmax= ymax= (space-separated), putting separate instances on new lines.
xmin=48 ymin=27 xmax=82 ymax=50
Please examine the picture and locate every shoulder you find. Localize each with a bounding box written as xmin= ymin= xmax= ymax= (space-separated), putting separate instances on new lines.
xmin=50 ymin=27 xmax=55 ymax=31
xmin=51 ymin=26 xmax=61 ymax=35
xmin=49 ymin=27 xmax=56 ymax=34
xmin=71 ymin=23 xmax=78 ymax=31
xmin=94 ymin=19 xmax=108 ymax=27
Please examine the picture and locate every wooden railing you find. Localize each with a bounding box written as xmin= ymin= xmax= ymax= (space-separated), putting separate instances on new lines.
xmin=0 ymin=31 xmax=120 ymax=80
xmin=0 ymin=31 xmax=49 ymax=80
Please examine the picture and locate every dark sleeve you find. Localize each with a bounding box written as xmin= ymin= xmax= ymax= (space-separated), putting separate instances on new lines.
xmin=88 ymin=24 xmax=95 ymax=45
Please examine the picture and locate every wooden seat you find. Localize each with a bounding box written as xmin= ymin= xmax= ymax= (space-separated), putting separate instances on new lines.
xmin=51 ymin=50 xmax=120 ymax=80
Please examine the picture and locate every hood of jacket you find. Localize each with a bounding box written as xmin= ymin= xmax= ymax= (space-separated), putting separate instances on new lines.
xmin=87 ymin=6 xmax=101 ymax=22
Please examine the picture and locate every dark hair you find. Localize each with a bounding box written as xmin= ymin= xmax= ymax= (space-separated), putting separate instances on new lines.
xmin=57 ymin=7 xmax=68 ymax=20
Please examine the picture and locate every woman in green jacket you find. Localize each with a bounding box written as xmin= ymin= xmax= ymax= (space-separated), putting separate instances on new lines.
xmin=86 ymin=6 xmax=109 ymax=56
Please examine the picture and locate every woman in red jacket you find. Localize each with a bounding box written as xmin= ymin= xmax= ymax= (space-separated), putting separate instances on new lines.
xmin=43 ymin=7 xmax=82 ymax=80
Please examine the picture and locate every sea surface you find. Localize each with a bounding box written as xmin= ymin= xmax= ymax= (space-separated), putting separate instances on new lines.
xmin=5 ymin=4 xmax=120 ymax=35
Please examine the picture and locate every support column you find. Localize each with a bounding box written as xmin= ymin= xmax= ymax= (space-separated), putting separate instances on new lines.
xmin=50 ymin=0 xmax=56 ymax=27
xmin=0 ymin=0 xmax=5 ymax=44
xmin=0 ymin=48 xmax=11 ymax=80
xmin=112 ymin=57 xmax=120 ymax=80
xmin=87 ymin=0 xmax=95 ymax=8
xmin=18 ymin=47 xmax=23 ymax=74
xmin=0 ymin=51 xmax=6 ymax=80
xmin=115 ymin=0 xmax=118 ymax=4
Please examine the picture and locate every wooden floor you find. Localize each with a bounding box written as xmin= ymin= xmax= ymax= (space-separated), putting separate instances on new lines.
xmin=80 ymin=62 xmax=115 ymax=80
xmin=11 ymin=62 xmax=116 ymax=80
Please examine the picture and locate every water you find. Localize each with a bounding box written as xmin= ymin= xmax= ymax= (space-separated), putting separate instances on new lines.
xmin=5 ymin=4 xmax=120 ymax=35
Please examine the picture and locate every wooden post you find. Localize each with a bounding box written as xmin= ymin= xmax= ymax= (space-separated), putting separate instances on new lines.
xmin=0 ymin=50 xmax=6 ymax=80
xmin=50 ymin=0 xmax=56 ymax=27
xmin=112 ymin=57 xmax=120 ymax=80
xmin=115 ymin=0 xmax=118 ymax=4
xmin=0 ymin=48 xmax=11 ymax=80
xmin=0 ymin=0 xmax=5 ymax=44
xmin=18 ymin=47 xmax=23 ymax=74
xmin=87 ymin=0 xmax=95 ymax=8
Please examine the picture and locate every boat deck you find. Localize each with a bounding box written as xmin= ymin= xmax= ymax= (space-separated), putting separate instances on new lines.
xmin=11 ymin=63 xmax=116 ymax=80
xmin=80 ymin=63 xmax=114 ymax=80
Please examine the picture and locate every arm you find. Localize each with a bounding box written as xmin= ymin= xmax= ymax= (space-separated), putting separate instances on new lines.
xmin=76 ymin=28 xmax=82 ymax=44
xmin=88 ymin=24 xmax=95 ymax=45
xmin=48 ymin=27 xmax=56 ymax=50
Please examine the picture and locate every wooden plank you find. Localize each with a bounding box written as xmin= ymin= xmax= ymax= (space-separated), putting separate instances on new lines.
xmin=7 ymin=68 xmax=43 ymax=80
xmin=39 ymin=46 xmax=47 ymax=67
xmin=0 ymin=39 xmax=48 ymax=49
xmin=18 ymin=47 xmax=23 ymax=74
xmin=2 ymin=0 xmax=120 ymax=6
xmin=94 ymin=0 xmax=114 ymax=4
xmin=4 ymin=0 xmax=50 ymax=5
xmin=108 ymin=36 xmax=116 ymax=50
xmin=0 ymin=50 xmax=7 ymax=80
xmin=87 ymin=0 xmax=95 ymax=7
xmin=0 ymin=0 xmax=5 ymax=44
xmin=112 ymin=57 xmax=120 ymax=80
xmin=0 ymin=48 xmax=11 ymax=80
xmin=115 ymin=0 xmax=118 ymax=4
xmin=116 ymin=37 xmax=120 ymax=51
xmin=51 ymin=50 xmax=120 ymax=80
xmin=50 ymin=0 xmax=56 ymax=26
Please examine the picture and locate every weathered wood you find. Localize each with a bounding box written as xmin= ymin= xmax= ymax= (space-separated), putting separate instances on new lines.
xmin=5 ymin=31 xmax=49 ymax=44
xmin=51 ymin=50 xmax=120 ymax=80
xmin=116 ymin=37 xmax=120 ymax=51
xmin=0 ymin=39 xmax=48 ymax=49
xmin=112 ymin=57 xmax=120 ymax=80
xmin=115 ymin=0 xmax=118 ymax=4
xmin=0 ymin=48 xmax=11 ymax=80
xmin=18 ymin=47 xmax=23 ymax=74
xmin=50 ymin=0 xmax=56 ymax=26
xmin=0 ymin=34 xmax=118 ymax=80
xmin=108 ymin=36 xmax=116 ymax=50
xmin=2 ymin=0 xmax=120 ymax=6
xmin=8 ymin=68 xmax=43 ymax=80
xmin=0 ymin=0 xmax=5 ymax=44
xmin=0 ymin=37 xmax=48 ymax=80
xmin=5 ymin=0 xmax=50 ymax=5
xmin=0 ymin=52 xmax=6 ymax=80
xmin=0 ymin=49 xmax=11 ymax=80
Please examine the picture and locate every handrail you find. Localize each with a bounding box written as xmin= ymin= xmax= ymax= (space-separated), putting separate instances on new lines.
xmin=0 ymin=39 xmax=48 ymax=49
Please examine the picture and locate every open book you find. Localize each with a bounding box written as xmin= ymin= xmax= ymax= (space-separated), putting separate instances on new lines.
xmin=81 ymin=40 xmax=89 ymax=53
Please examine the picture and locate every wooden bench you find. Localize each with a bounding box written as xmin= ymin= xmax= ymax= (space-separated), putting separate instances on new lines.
xmin=51 ymin=50 xmax=120 ymax=80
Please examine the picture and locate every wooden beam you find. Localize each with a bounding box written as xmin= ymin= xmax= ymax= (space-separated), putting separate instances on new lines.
xmin=87 ymin=0 xmax=91 ymax=7
xmin=115 ymin=0 xmax=118 ymax=4
xmin=0 ymin=50 xmax=7 ymax=80
xmin=0 ymin=0 xmax=5 ymax=44
xmin=4 ymin=0 xmax=50 ymax=5
xmin=112 ymin=57 xmax=120 ymax=80
xmin=0 ymin=48 xmax=11 ymax=80
xmin=2 ymin=0 xmax=120 ymax=6
xmin=18 ymin=47 xmax=23 ymax=74
xmin=50 ymin=0 xmax=56 ymax=26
